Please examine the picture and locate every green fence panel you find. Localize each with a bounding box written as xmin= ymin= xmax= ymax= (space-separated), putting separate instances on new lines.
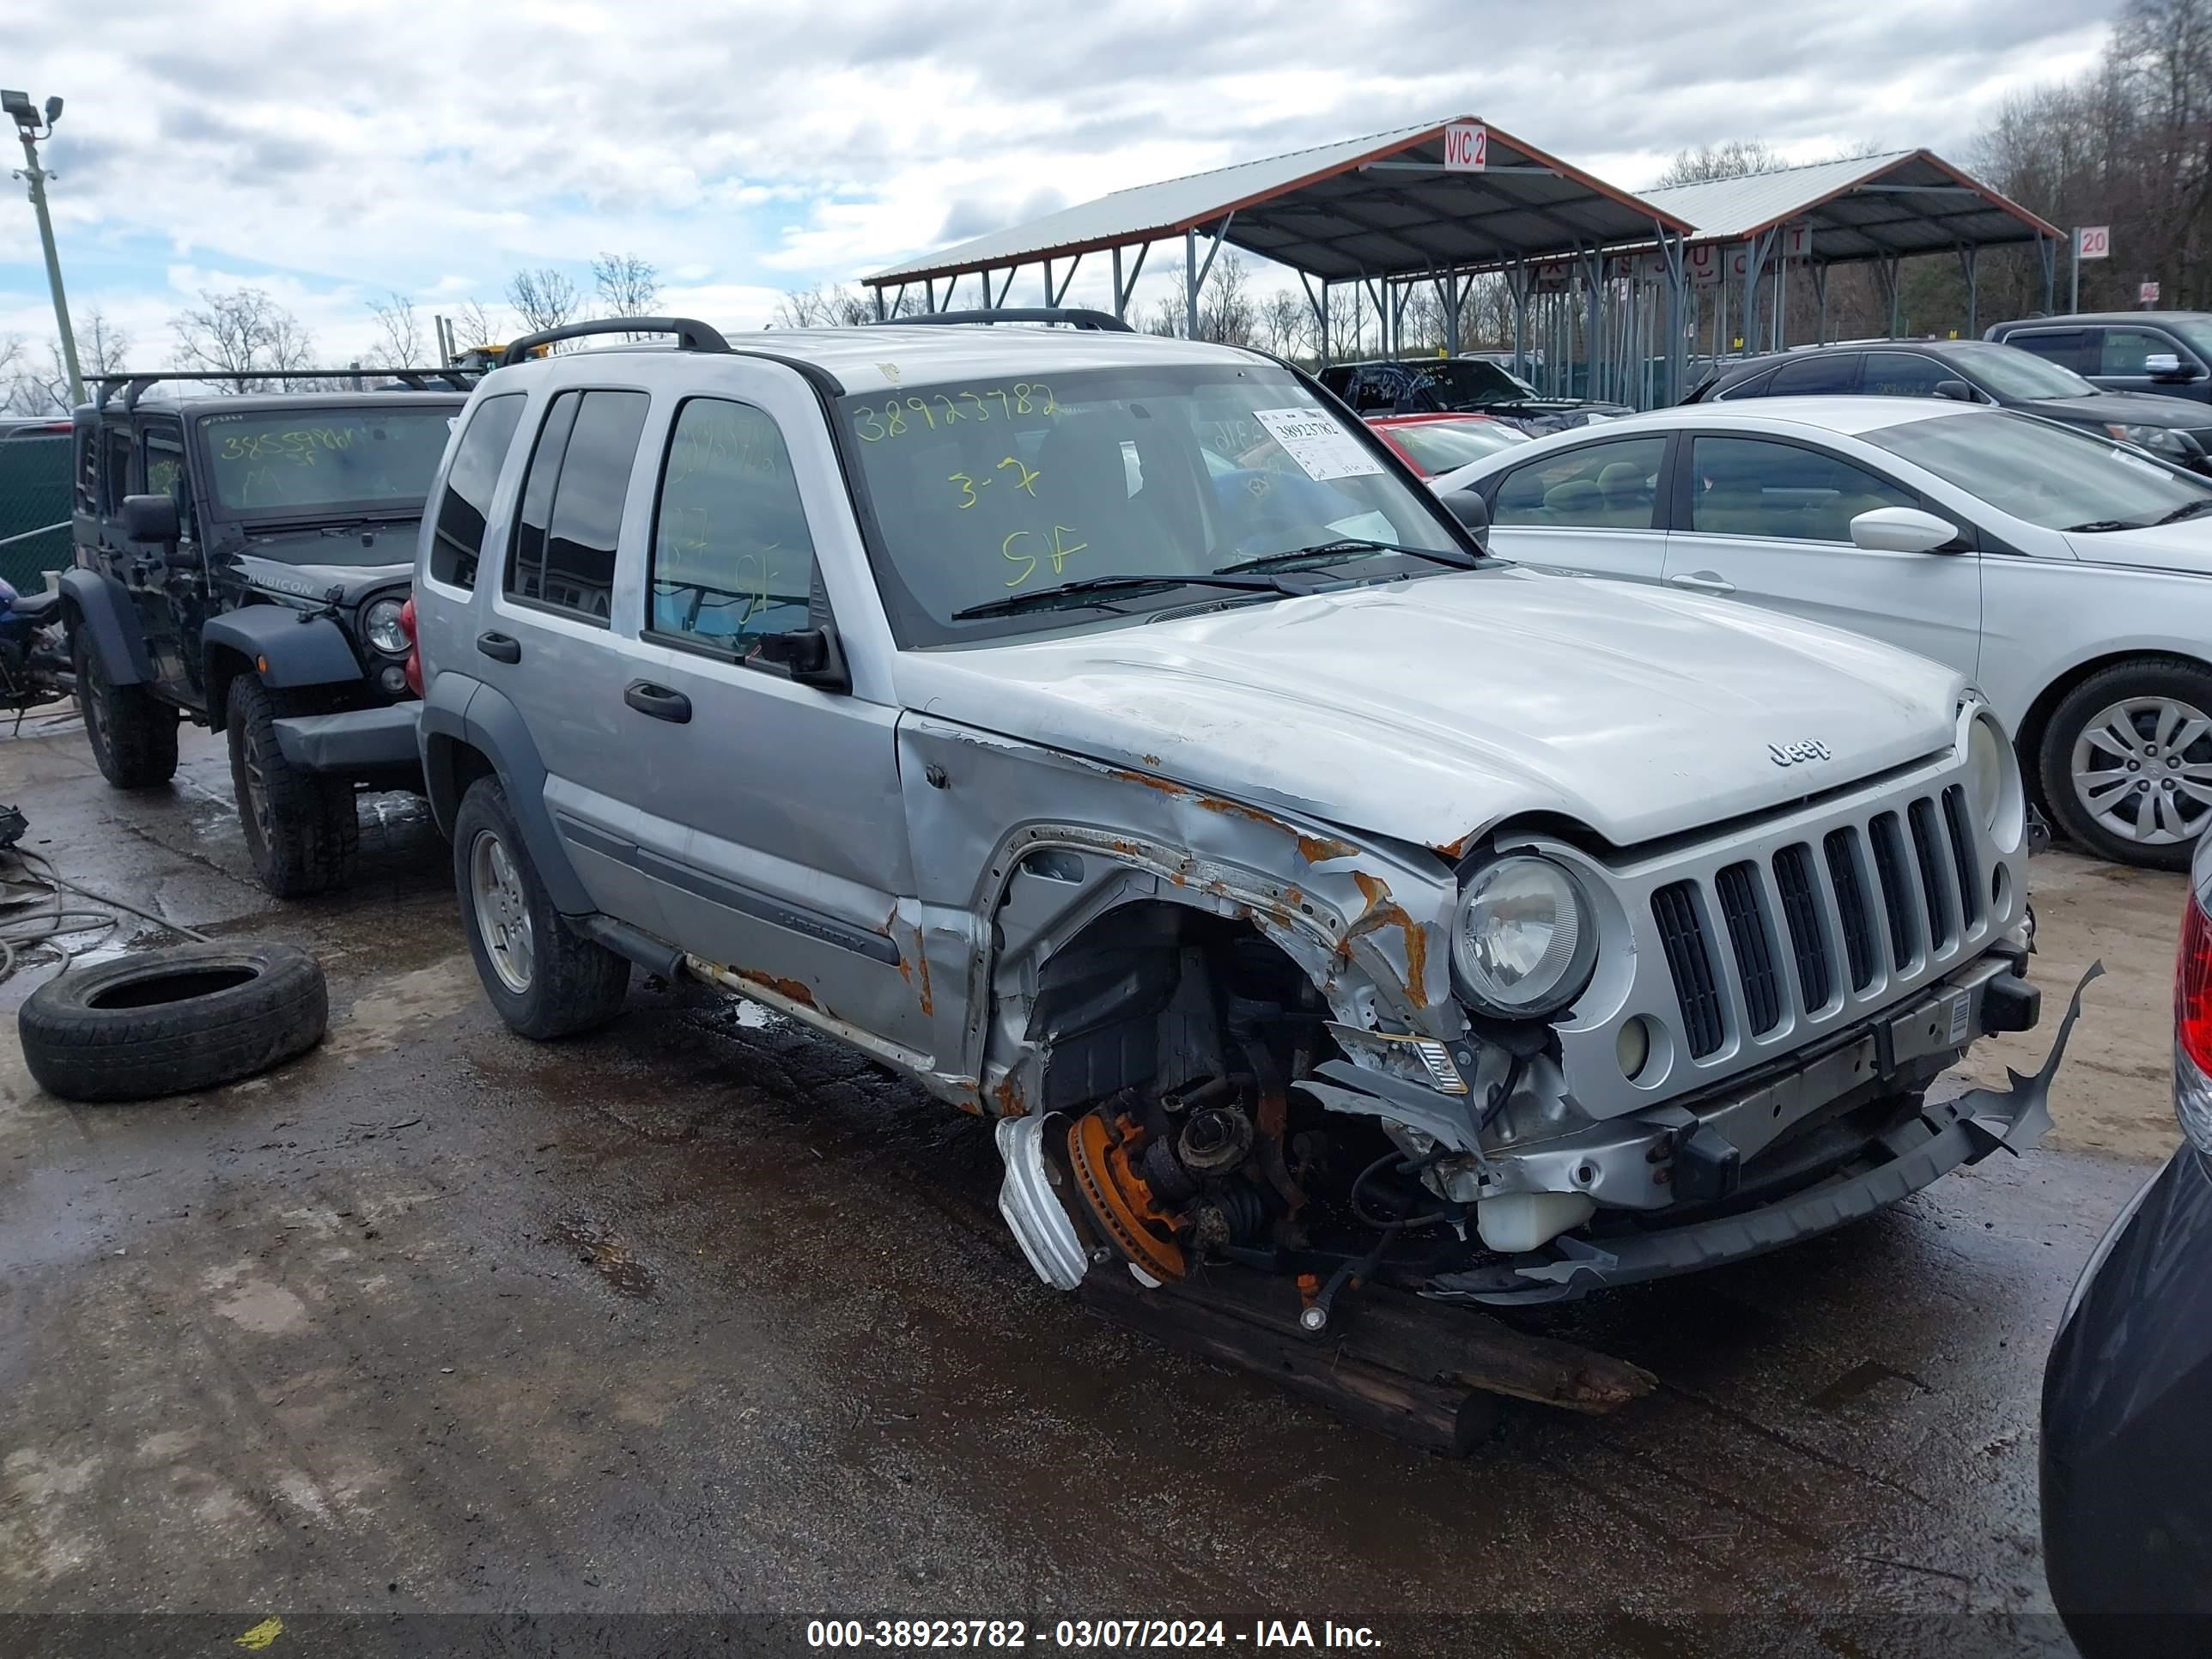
xmin=0 ymin=434 xmax=74 ymax=593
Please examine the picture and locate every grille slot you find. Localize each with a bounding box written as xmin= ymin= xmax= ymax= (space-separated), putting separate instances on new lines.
xmin=1716 ymin=862 xmax=1784 ymax=1036
xmin=1908 ymin=797 xmax=1954 ymax=951
xmin=1942 ymin=786 xmax=1982 ymax=931
xmin=1652 ymin=881 xmax=1726 ymax=1058
xmin=1869 ymin=811 xmax=1917 ymax=970
xmin=1773 ymin=843 xmax=1832 ymax=1011
xmin=1823 ymin=828 xmax=1877 ymax=992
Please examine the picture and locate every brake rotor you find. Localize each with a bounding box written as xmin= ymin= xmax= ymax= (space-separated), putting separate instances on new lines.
xmin=1067 ymin=1110 xmax=1187 ymax=1282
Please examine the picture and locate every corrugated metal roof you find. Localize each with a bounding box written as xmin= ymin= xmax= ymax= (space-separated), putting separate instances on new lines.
xmin=1639 ymin=149 xmax=2062 ymax=256
xmin=866 ymin=118 xmax=1697 ymax=288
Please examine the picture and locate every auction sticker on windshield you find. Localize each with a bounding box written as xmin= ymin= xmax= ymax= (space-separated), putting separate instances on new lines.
xmin=1251 ymin=408 xmax=1385 ymax=482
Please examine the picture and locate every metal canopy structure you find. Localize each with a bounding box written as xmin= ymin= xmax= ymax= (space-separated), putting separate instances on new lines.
xmin=862 ymin=116 xmax=1700 ymax=394
xmin=861 ymin=127 xmax=2063 ymax=410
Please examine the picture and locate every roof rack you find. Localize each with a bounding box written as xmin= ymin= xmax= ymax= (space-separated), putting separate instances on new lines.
xmin=497 ymin=316 xmax=731 ymax=366
xmin=877 ymin=307 xmax=1134 ymax=334
xmin=90 ymin=368 xmax=477 ymax=411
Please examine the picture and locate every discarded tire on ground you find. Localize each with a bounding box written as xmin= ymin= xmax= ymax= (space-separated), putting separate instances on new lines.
xmin=17 ymin=941 xmax=328 ymax=1103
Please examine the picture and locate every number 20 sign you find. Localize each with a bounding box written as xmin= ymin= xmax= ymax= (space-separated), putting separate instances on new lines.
xmin=1443 ymin=122 xmax=1487 ymax=172
xmin=2078 ymin=225 xmax=2111 ymax=260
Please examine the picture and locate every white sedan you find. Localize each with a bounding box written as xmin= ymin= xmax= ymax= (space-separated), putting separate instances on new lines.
xmin=1429 ymin=396 xmax=2212 ymax=867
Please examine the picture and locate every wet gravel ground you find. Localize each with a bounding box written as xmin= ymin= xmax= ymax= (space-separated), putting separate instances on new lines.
xmin=0 ymin=722 xmax=2178 ymax=1658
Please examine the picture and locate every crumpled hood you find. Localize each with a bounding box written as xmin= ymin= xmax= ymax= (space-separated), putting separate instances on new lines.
xmin=896 ymin=568 xmax=1964 ymax=853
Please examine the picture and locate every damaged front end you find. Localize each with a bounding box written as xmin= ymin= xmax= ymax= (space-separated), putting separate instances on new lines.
xmin=985 ymin=702 xmax=2082 ymax=1313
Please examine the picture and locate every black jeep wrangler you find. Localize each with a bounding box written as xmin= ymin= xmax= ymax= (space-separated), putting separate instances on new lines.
xmin=64 ymin=374 xmax=469 ymax=896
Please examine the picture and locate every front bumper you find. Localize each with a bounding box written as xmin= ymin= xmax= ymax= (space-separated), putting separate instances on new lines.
xmin=2043 ymin=1142 xmax=2212 ymax=1655
xmin=272 ymin=702 xmax=422 ymax=775
xmin=1377 ymin=960 xmax=2094 ymax=1304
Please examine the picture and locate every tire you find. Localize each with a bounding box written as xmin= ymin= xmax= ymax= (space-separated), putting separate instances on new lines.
xmin=453 ymin=775 xmax=629 ymax=1039
xmin=72 ymin=628 xmax=178 ymax=790
xmin=18 ymin=940 xmax=328 ymax=1103
xmin=2039 ymin=656 xmax=2212 ymax=870
xmin=227 ymin=674 xmax=358 ymax=897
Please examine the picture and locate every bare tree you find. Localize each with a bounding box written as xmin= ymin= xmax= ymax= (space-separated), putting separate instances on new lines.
xmin=3 ymin=311 xmax=131 ymax=412
xmin=1143 ymin=295 xmax=1186 ymax=338
xmin=772 ymin=282 xmax=878 ymax=329
xmin=447 ymin=300 xmax=503 ymax=356
xmin=1255 ymin=289 xmax=1312 ymax=360
xmin=1197 ymin=250 xmax=1256 ymax=345
xmin=1650 ymin=139 xmax=1787 ymax=187
xmin=507 ymin=268 xmax=581 ymax=336
xmin=170 ymin=288 xmax=318 ymax=392
xmin=367 ymin=291 xmax=426 ymax=365
xmin=592 ymin=252 xmax=661 ymax=322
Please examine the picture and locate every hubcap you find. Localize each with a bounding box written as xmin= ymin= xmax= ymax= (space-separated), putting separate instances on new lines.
xmin=470 ymin=829 xmax=535 ymax=994
xmin=2071 ymin=696 xmax=2212 ymax=846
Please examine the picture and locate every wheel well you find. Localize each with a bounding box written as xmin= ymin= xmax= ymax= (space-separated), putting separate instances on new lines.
xmin=1027 ymin=902 xmax=1323 ymax=1114
xmin=422 ymin=732 xmax=497 ymax=837
xmin=2016 ymin=650 xmax=2212 ymax=801
xmin=203 ymin=643 xmax=254 ymax=730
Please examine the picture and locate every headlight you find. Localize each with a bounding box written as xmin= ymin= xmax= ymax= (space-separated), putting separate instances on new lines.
xmin=2108 ymin=422 xmax=2197 ymax=460
xmin=1450 ymin=855 xmax=1598 ymax=1019
xmin=362 ymin=596 xmax=409 ymax=657
xmin=1965 ymin=708 xmax=2026 ymax=851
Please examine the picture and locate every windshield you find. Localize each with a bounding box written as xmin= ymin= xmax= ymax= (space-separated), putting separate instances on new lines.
xmin=198 ymin=405 xmax=457 ymax=520
xmin=1864 ymin=409 xmax=2212 ymax=530
xmin=837 ymin=363 xmax=1468 ymax=642
xmin=1383 ymin=418 xmax=1531 ymax=474
xmin=1968 ymin=343 xmax=2101 ymax=400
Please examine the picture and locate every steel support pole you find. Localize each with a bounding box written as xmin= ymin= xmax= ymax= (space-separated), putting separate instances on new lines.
xmin=1111 ymin=247 xmax=1123 ymax=322
xmin=1959 ymin=244 xmax=1978 ymax=337
xmin=1185 ymin=228 xmax=1199 ymax=338
xmin=1510 ymin=260 xmax=1528 ymax=378
xmin=13 ymin=126 xmax=81 ymax=406
xmin=1738 ymin=229 xmax=1771 ymax=359
xmin=1443 ymin=272 xmax=1461 ymax=356
xmin=1814 ymin=264 xmax=1828 ymax=344
xmin=2070 ymin=229 xmax=2081 ymax=313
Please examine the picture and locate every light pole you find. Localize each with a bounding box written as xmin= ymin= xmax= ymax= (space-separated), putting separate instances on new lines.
xmin=4 ymin=89 xmax=82 ymax=408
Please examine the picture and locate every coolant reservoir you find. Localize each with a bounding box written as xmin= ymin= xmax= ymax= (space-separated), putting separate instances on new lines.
xmin=1476 ymin=1191 xmax=1597 ymax=1254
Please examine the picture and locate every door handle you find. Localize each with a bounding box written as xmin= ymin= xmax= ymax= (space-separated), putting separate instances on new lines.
xmin=476 ymin=631 xmax=521 ymax=664
xmin=1668 ymin=570 xmax=1736 ymax=595
xmin=623 ymin=680 xmax=691 ymax=723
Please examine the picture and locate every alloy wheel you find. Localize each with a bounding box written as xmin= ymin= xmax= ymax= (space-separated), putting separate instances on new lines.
xmin=469 ymin=828 xmax=535 ymax=994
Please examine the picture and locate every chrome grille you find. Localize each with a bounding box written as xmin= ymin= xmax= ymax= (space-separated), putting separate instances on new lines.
xmin=1650 ymin=786 xmax=1985 ymax=1060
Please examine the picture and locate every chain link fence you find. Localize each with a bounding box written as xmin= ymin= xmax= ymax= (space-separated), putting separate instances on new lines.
xmin=0 ymin=433 xmax=73 ymax=594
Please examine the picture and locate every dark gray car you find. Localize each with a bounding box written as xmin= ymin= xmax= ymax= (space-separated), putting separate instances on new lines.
xmin=1685 ymin=338 xmax=2212 ymax=473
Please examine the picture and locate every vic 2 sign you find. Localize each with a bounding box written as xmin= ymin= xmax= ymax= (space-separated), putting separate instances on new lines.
xmin=1443 ymin=123 xmax=1487 ymax=172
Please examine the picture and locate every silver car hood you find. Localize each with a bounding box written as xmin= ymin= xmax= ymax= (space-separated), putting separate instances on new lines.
xmin=895 ymin=568 xmax=1964 ymax=854
xmin=2062 ymin=518 xmax=2212 ymax=570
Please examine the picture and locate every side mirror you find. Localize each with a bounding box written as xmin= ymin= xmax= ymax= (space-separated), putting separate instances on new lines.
xmin=1933 ymin=379 xmax=1978 ymax=403
xmin=1850 ymin=506 xmax=1961 ymax=554
xmin=2148 ymin=353 xmax=2203 ymax=383
xmin=748 ymin=625 xmax=850 ymax=692
xmin=1443 ymin=488 xmax=1491 ymax=544
xmin=119 ymin=493 xmax=179 ymax=547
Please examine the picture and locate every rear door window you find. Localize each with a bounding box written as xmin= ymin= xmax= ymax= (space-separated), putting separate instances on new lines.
xmin=2100 ymin=328 xmax=2179 ymax=375
xmin=1712 ymin=367 xmax=1780 ymax=400
xmin=2004 ymin=329 xmax=2094 ymax=374
xmin=1492 ymin=436 xmax=1667 ymax=529
xmin=1767 ymin=355 xmax=1862 ymax=396
xmin=100 ymin=423 xmax=134 ymax=513
xmin=507 ymin=389 xmax=649 ymax=623
xmin=430 ymin=392 xmax=526 ymax=590
xmin=1687 ymin=436 xmax=1917 ymax=543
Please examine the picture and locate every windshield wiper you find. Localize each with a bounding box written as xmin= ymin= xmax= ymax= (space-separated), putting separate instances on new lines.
xmin=2155 ymin=498 xmax=2212 ymax=525
xmin=951 ymin=572 xmax=1308 ymax=621
xmin=1218 ymin=537 xmax=1484 ymax=575
xmin=2063 ymin=520 xmax=2136 ymax=533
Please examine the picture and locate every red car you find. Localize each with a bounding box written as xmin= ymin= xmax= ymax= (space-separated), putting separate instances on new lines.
xmin=1365 ymin=411 xmax=1531 ymax=477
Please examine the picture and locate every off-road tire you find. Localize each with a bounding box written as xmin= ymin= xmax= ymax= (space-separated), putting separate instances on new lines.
xmin=453 ymin=775 xmax=629 ymax=1039
xmin=72 ymin=628 xmax=178 ymax=790
xmin=18 ymin=940 xmax=328 ymax=1103
xmin=227 ymin=674 xmax=358 ymax=898
xmin=2038 ymin=655 xmax=2212 ymax=871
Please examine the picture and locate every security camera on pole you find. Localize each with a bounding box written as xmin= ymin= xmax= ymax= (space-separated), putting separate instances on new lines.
xmin=3 ymin=88 xmax=82 ymax=408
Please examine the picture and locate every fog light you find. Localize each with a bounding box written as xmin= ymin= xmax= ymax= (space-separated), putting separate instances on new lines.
xmin=379 ymin=664 xmax=407 ymax=693
xmin=1617 ymin=1016 xmax=1650 ymax=1080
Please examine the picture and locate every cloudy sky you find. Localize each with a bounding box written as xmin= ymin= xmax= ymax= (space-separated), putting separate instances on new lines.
xmin=2 ymin=0 xmax=2118 ymax=368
